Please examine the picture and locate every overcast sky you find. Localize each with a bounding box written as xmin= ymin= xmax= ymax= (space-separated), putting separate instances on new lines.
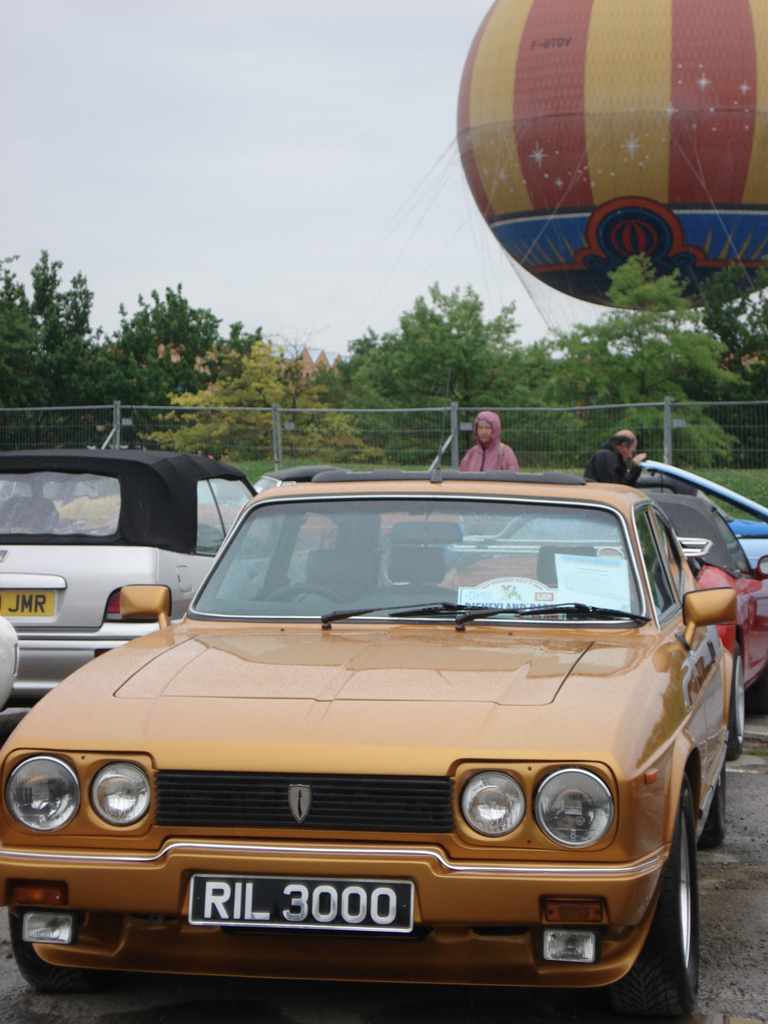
xmin=1 ymin=0 xmax=601 ymax=355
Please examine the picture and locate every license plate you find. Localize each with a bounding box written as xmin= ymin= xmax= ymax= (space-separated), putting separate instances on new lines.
xmin=188 ymin=874 xmax=414 ymax=933
xmin=0 ymin=590 xmax=54 ymax=617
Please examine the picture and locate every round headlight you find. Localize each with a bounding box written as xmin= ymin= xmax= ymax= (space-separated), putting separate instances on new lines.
xmin=6 ymin=756 xmax=80 ymax=832
xmin=91 ymin=763 xmax=150 ymax=825
xmin=535 ymin=768 xmax=614 ymax=847
xmin=461 ymin=771 xmax=525 ymax=836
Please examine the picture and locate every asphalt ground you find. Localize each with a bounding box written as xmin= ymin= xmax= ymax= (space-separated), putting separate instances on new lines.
xmin=0 ymin=716 xmax=765 ymax=1024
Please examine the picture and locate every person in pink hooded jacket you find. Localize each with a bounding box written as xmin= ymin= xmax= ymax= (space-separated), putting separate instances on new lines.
xmin=459 ymin=411 xmax=520 ymax=472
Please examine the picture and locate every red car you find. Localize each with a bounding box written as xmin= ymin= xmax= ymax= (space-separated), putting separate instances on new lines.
xmin=654 ymin=493 xmax=768 ymax=759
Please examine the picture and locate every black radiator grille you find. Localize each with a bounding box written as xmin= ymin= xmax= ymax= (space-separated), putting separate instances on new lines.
xmin=154 ymin=771 xmax=455 ymax=832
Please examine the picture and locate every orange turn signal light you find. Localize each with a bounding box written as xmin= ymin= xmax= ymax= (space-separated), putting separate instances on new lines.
xmin=543 ymin=899 xmax=603 ymax=924
xmin=11 ymin=881 xmax=68 ymax=907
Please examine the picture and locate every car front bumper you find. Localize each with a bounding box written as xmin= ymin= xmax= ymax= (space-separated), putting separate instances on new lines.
xmin=1 ymin=836 xmax=668 ymax=986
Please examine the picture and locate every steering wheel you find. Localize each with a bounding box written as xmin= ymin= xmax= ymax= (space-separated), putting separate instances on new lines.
xmin=268 ymin=583 xmax=344 ymax=602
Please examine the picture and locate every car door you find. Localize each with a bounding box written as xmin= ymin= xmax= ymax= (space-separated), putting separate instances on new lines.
xmin=650 ymin=508 xmax=727 ymax=782
xmin=635 ymin=507 xmax=711 ymax=779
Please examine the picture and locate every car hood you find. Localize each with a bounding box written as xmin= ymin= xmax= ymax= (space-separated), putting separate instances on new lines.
xmin=114 ymin=630 xmax=591 ymax=704
xmin=12 ymin=624 xmax=662 ymax=775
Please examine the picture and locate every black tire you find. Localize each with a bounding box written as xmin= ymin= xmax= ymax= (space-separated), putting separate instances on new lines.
xmin=698 ymin=758 xmax=726 ymax=849
xmin=745 ymin=668 xmax=768 ymax=715
xmin=726 ymin=645 xmax=745 ymax=761
xmin=609 ymin=777 xmax=699 ymax=1017
xmin=8 ymin=910 xmax=115 ymax=993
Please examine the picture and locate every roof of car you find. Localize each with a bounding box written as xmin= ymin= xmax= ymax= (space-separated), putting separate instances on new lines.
xmin=312 ymin=469 xmax=587 ymax=486
xmin=0 ymin=449 xmax=254 ymax=552
xmin=260 ymin=465 xmax=342 ymax=483
xmin=245 ymin=472 xmax=648 ymax=521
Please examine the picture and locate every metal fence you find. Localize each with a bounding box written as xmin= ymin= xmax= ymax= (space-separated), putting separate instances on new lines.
xmin=1 ymin=399 xmax=768 ymax=493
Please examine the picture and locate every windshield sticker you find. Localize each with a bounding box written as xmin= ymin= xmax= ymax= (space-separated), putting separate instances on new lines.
xmin=458 ymin=577 xmax=556 ymax=609
xmin=554 ymin=555 xmax=631 ymax=612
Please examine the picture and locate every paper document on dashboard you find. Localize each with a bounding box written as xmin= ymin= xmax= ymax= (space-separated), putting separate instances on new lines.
xmin=554 ymin=555 xmax=631 ymax=613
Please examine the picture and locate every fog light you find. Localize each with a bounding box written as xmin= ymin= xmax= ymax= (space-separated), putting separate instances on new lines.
xmin=541 ymin=928 xmax=599 ymax=963
xmin=21 ymin=911 xmax=76 ymax=945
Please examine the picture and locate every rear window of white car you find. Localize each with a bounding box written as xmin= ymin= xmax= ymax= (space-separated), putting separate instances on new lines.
xmin=0 ymin=472 xmax=121 ymax=537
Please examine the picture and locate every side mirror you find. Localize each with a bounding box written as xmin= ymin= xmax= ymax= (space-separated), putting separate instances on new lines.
xmin=682 ymin=588 xmax=736 ymax=648
xmin=755 ymin=554 xmax=768 ymax=580
xmin=119 ymin=585 xmax=171 ymax=629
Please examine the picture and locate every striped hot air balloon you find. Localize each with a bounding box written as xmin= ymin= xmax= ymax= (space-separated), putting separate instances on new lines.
xmin=458 ymin=0 xmax=768 ymax=304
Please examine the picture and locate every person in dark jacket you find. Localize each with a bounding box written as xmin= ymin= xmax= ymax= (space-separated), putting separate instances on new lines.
xmin=584 ymin=431 xmax=647 ymax=485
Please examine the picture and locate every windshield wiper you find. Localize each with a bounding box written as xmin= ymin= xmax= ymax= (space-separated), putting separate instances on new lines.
xmin=455 ymin=603 xmax=651 ymax=628
xmin=321 ymin=602 xmax=460 ymax=628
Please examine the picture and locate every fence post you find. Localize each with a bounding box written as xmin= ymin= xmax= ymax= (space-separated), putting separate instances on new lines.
xmin=271 ymin=404 xmax=283 ymax=470
xmin=450 ymin=402 xmax=459 ymax=469
xmin=113 ymin=400 xmax=121 ymax=450
xmin=663 ymin=396 xmax=673 ymax=464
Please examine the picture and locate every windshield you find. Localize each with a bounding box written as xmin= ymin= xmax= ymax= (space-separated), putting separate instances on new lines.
xmin=0 ymin=471 xmax=121 ymax=537
xmin=192 ymin=497 xmax=642 ymax=622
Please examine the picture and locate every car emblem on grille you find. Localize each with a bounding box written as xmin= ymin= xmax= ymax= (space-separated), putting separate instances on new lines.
xmin=0 ymin=551 xmax=6 ymax=562
xmin=288 ymin=784 xmax=312 ymax=823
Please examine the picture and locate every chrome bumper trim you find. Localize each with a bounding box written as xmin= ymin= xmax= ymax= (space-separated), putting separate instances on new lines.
xmin=17 ymin=639 xmax=129 ymax=651
xmin=0 ymin=839 xmax=668 ymax=880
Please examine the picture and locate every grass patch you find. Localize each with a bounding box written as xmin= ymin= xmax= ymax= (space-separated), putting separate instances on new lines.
xmin=690 ymin=469 xmax=768 ymax=507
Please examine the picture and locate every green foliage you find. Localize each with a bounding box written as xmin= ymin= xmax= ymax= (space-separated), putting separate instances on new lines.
xmin=700 ymin=260 xmax=768 ymax=398
xmin=0 ymin=258 xmax=42 ymax=407
xmin=273 ymin=335 xmax=328 ymax=410
xmin=280 ymin=411 xmax=385 ymax=465
xmin=607 ymin=253 xmax=691 ymax=312
xmin=0 ymin=252 xmax=103 ymax=407
xmin=29 ymin=251 xmax=100 ymax=406
xmin=1 ymin=249 xmax=764 ymax=477
xmin=331 ymin=284 xmax=546 ymax=409
xmin=146 ymin=333 xmax=284 ymax=458
xmin=551 ymin=257 xmax=739 ymax=408
xmin=96 ymin=286 xmax=223 ymax=405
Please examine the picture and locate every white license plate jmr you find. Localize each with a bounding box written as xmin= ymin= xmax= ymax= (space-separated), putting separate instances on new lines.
xmin=188 ymin=874 xmax=414 ymax=933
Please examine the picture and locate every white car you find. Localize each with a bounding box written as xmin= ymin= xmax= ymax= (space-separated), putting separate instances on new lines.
xmin=0 ymin=449 xmax=254 ymax=699
xmin=0 ymin=616 xmax=18 ymax=710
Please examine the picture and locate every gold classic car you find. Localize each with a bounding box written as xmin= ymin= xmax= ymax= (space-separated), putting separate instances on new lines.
xmin=0 ymin=471 xmax=736 ymax=1017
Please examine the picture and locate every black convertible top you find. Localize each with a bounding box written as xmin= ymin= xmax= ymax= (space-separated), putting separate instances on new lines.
xmin=652 ymin=492 xmax=748 ymax=576
xmin=0 ymin=449 xmax=254 ymax=552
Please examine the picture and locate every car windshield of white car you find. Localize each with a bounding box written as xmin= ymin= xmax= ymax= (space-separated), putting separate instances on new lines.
xmin=0 ymin=471 xmax=121 ymax=537
xmin=192 ymin=497 xmax=644 ymax=622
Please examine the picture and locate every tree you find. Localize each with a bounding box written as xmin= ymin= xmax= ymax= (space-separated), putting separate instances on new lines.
xmin=149 ymin=333 xmax=287 ymax=459
xmin=607 ymin=253 xmax=691 ymax=313
xmin=96 ymin=286 xmax=223 ymax=405
xmin=369 ymin=284 xmax=522 ymax=407
xmin=0 ymin=257 xmax=42 ymax=407
xmin=316 ymin=284 xmax=548 ymax=410
xmin=0 ymin=252 xmax=104 ymax=407
xmin=549 ymin=257 xmax=740 ymax=407
xmin=700 ymin=261 xmax=768 ymax=398
xmin=30 ymin=251 xmax=102 ymax=405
